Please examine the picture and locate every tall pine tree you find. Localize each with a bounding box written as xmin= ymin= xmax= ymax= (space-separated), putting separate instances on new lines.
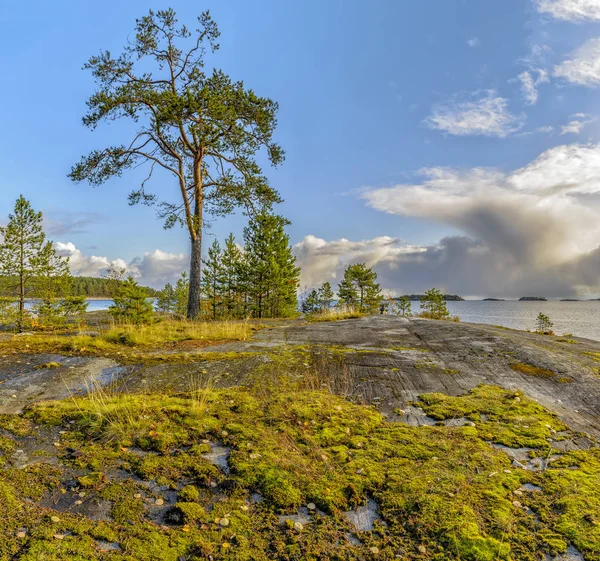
xmin=221 ymin=234 xmax=245 ymax=318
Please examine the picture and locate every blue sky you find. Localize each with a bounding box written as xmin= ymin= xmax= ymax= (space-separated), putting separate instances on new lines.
xmin=2 ymin=0 xmax=600 ymax=296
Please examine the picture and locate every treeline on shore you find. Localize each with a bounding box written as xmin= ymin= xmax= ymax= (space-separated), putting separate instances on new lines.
xmin=0 ymin=275 xmax=158 ymax=299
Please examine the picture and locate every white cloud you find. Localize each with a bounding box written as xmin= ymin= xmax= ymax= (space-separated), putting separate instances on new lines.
xmin=560 ymin=113 xmax=596 ymax=134
xmin=293 ymin=235 xmax=424 ymax=290
xmin=352 ymin=143 xmax=600 ymax=296
xmin=554 ymin=37 xmax=600 ymax=86
xmin=536 ymin=125 xmax=555 ymax=133
xmin=517 ymin=69 xmax=550 ymax=104
xmin=424 ymin=90 xmax=525 ymax=137
xmin=55 ymin=242 xmax=187 ymax=288
xmin=535 ymin=0 xmax=600 ymax=21
xmin=467 ymin=37 xmax=480 ymax=48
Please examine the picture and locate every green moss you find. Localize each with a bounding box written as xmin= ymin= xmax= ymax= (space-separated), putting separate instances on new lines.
xmin=510 ymin=362 xmax=557 ymax=378
xmin=2 ymin=384 xmax=599 ymax=559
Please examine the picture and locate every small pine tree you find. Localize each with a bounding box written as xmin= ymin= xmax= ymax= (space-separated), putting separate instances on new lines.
xmin=337 ymin=263 xmax=382 ymax=313
xmin=535 ymin=312 xmax=553 ymax=334
xmin=59 ymin=296 xmax=89 ymax=326
xmin=202 ymin=240 xmax=225 ymax=320
xmin=221 ymin=234 xmax=244 ymax=318
xmin=397 ymin=295 xmax=412 ymax=317
xmin=420 ymin=288 xmax=449 ymax=320
xmin=156 ymin=283 xmax=176 ymax=315
xmin=0 ymin=196 xmax=47 ymax=330
xmin=318 ymin=282 xmax=334 ymax=311
xmin=32 ymin=241 xmax=72 ymax=328
xmin=109 ymin=276 xmax=154 ymax=324
xmin=173 ymin=272 xmax=189 ymax=318
xmin=301 ymin=289 xmax=320 ymax=314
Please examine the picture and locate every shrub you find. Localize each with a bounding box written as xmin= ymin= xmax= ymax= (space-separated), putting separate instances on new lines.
xmin=419 ymin=288 xmax=450 ymax=320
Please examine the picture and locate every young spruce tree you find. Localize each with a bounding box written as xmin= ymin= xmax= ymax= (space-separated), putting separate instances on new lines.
xmin=244 ymin=212 xmax=299 ymax=318
xmin=201 ymin=240 xmax=225 ymax=320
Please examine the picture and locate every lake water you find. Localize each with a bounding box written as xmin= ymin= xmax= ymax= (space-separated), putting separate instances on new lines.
xmin=444 ymin=300 xmax=600 ymax=341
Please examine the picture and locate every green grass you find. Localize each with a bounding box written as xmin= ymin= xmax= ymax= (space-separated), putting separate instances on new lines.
xmin=0 ymin=319 xmax=255 ymax=363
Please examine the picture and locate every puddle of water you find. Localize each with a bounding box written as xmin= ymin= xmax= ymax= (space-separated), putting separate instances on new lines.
xmin=93 ymin=365 xmax=128 ymax=388
xmin=278 ymin=507 xmax=312 ymax=526
xmin=96 ymin=540 xmax=121 ymax=552
xmin=343 ymin=498 xmax=384 ymax=532
xmin=491 ymin=443 xmax=561 ymax=471
xmin=547 ymin=545 xmax=585 ymax=560
xmin=396 ymin=406 xmax=437 ymax=427
xmin=202 ymin=443 xmax=231 ymax=474
xmin=518 ymin=483 xmax=542 ymax=492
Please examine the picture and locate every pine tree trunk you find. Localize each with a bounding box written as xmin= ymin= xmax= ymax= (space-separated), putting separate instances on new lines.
xmin=187 ymin=235 xmax=202 ymax=319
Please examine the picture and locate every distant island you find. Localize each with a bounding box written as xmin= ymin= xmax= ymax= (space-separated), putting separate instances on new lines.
xmin=483 ymin=298 xmax=505 ymax=301
xmin=519 ymin=296 xmax=547 ymax=301
xmin=395 ymin=294 xmax=465 ymax=302
xmin=560 ymin=299 xmax=579 ymax=302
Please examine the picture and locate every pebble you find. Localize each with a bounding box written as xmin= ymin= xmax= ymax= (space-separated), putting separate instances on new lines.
xmin=74 ymin=500 xmax=83 ymax=506
xmin=503 ymin=469 xmax=512 ymax=474
xmin=307 ymin=503 xmax=316 ymax=511
xmin=293 ymin=521 xmax=303 ymax=531
xmin=50 ymin=516 xmax=60 ymax=523
xmin=514 ymin=397 xmax=521 ymax=403
xmin=219 ymin=518 xmax=230 ymax=527
xmin=78 ymin=492 xmax=86 ymax=498
xmin=370 ymin=546 xmax=380 ymax=554
xmin=134 ymin=493 xmax=142 ymax=499
xmin=155 ymin=498 xmax=164 ymax=506
xmin=418 ymin=545 xmax=427 ymax=554
xmin=53 ymin=534 xmax=65 ymax=540
xmin=16 ymin=531 xmax=26 ymax=538
xmin=209 ymin=481 xmax=218 ymax=488
xmin=356 ymin=468 xmax=364 ymax=475
xmin=512 ymin=500 xmax=522 ymax=508
xmin=514 ymin=490 xmax=523 ymax=496
xmin=240 ymin=505 xmax=249 ymax=512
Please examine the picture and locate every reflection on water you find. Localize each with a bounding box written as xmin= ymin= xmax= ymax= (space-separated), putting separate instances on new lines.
xmin=445 ymin=300 xmax=600 ymax=341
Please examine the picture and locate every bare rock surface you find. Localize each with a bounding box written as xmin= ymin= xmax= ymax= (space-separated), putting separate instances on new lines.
xmin=2 ymin=315 xmax=600 ymax=440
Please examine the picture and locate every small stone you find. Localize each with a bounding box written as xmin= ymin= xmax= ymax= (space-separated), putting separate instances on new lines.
xmin=11 ymin=394 xmax=16 ymax=399
xmin=514 ymin=490 xmax=523 ymax=496
xmin=16 ymin=531 xmax=26 ymax=538
xmin=307 ymin=502 xmax=316 ymax=510
xmin=155 ymin=498 xmax=164 ymax=506
xmin=293 ymin=521 xmax=304 ymax=531
xmin=209 ymin=481 xmax=218 ymax=488
xmin=514 ymin=397 xmax=521 ymax=403
xmin=418 ymin=545 xmax=427 ymax=554
xmin=356 ymin=468 xmax=364 ymax=475
xmin=219 ymin=518 xmax=230 ymax=527
xmin=53 ymin=442 xmax=61 ymax=447
xmin=240 ymin=505 xmax=249 ymax=512
xmin=50 ymin=516 xmax=60 ymax=523
xmin=503 ymin=469 xmax=512 ymax=474
xmin=370 ymin=546 xmax=380 ymax=554
xmin=512 ymin=500 xmax=522 ymax=508
xmin=53 ymin=534 xmax=65 ymax=540
xmin=134 ymin=493 xmax=142 ymax=499
xmin=78 ymin=492 xmax=86 ymax=498
xmin=249 ymin=453 xmax=261 ymax=460
xmin=74 ymin=500 xmax=83 ymax=506
xmin=466 ymin=421 xmax=476 ymax=427
xmin=221 ymin=430 xmax=229 ymax=437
